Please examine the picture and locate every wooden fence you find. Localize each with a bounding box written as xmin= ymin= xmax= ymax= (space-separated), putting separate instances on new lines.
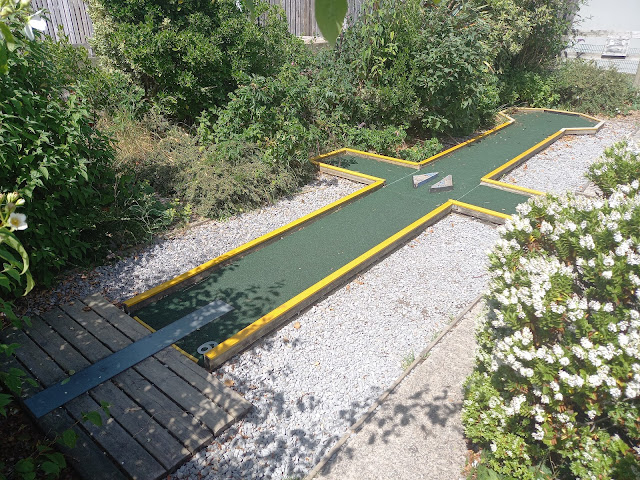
xmin=30 ymin=0 xmax=364 ymax=44
xmin=31 ymin=0 xmax=93 ymax=49
xmin=266 ymin=0 xmax=364 ymax=37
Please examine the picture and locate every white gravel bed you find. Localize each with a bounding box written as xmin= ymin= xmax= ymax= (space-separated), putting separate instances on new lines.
xmin=503 ymin=118 xmax=639 ymax=194
xmin=172 ymin=215 xmax=498 ymax=480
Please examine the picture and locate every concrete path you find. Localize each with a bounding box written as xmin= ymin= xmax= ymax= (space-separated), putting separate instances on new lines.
xmin=308 ymin=299 xmax=485 ymax=480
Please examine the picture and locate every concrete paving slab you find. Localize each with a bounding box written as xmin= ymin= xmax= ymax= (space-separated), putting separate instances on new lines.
xmin=309 ymin=299 xmax=485 ymax=480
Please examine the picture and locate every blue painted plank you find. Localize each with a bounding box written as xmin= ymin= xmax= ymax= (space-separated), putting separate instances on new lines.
xmin=25 ymin=300 xmax=233 ymax=419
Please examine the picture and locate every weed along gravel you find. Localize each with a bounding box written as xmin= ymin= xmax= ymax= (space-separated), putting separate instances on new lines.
xmin=21 ymin=115 xmax=639 ymax=480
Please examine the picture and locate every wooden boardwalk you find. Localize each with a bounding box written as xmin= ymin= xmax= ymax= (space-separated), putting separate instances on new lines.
xmin=0 ymin=294 xmax=251 ymax=480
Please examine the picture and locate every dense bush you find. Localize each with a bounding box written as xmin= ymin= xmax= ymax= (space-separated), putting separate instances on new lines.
xmin=552 ymin=60 xmax=639 ymax=116
xmin=498 ymin=69 xmax=559 ymax=109
xmin=463 ymin=146 xmax=640 ymax=478
xmin=588 ymin=142 xmax=640 ymax=196
xmin=333 ymin=0 xmax=499 ymax=135
xmin=88 ymin=0 xmax=302 ymax=121
xmin=0 ymin=31 xmax=178 ymax=285
xmin=471 ymin=0 xmax=582 ymax=73
xmin=0 ymin=36 xmax=118 ymax=284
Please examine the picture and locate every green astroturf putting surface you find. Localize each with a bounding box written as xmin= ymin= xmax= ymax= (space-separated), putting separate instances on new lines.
xmin=133 ymin=111 xmax=597 ymax=363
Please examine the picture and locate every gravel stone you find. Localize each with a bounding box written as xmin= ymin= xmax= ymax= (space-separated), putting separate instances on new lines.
xmin=503 ymin=118 xmax=638 ymax=194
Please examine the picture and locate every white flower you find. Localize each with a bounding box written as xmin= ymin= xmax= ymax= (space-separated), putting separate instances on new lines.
xmin=24 ymin=10 xmax=47 ymax=41
xmin=579 ymin=234 xmax=595 ymax=250
xmin=8 ymin=212 xmax=27 ymax=231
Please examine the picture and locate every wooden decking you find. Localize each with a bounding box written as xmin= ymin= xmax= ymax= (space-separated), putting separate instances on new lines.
xmin=0 ymin=294 xmax=251 ymax=480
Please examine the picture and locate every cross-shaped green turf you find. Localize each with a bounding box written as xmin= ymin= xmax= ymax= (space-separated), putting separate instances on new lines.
xmin=131 ymin=110 xmax=597 ymax=366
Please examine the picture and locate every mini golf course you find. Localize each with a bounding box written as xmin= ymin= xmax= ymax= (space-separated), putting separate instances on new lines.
xmin=124 ymin=108 xmax=602 ymax=370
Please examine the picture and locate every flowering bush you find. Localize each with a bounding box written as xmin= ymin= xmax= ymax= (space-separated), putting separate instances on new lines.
xmin=587 ymin=142 xmax=640 ymax=197
xmin=463 ymin=181 xmax=640 ymax=478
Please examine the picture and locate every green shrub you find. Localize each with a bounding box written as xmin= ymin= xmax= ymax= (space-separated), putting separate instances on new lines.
xmin=471 ymin=0 xmax=582 ymax=73
xmin=0 ymin=31 xmax=178 ymax=285
xmin=0 ymin=36 xmax=118 ymax=284
xmin=200 ymin=63 xmax=324 ymax=168
xmin=397 ymin=138 xmax=443 ymax=163
xmin=88 ymin=0 xmax=302 ymax=122
xmin=463 ymin=179 xmax=640 ymax=477
xmin=551 ymin=59 xmax=639 ymax=116
xmin=498 ymin=69 xmax=559 ymax=108
xmin=588 ymin=142 xmax=640 ymax=196
xmin=180 ymin=145 xmax=304 ymax=218
xmin=334 ymin=0 xmax=499 ymax=135
xmin=342 ymin=125 xmax=406 ymax=157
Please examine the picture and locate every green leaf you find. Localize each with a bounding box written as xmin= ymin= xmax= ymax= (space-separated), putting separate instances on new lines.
xmin=100 ymin=400 xmax=111 ymax=417
xmin=0 ymin=24 xmax=16 ymax=52
xmin=0 ymin=393 xmax=13 ymax=415
xmin=58 ymin=429 xmax=77 ymax=449
xmin=0 ymin=41 xmax=7 ymax=74
xmin=315 ymin=0 xmax=348 ymax=45
xmin=24 ymin=271 xmax=34 ymax=296
xmin=15 ymin=458 xmax=35 ymax=474
xmin=243 ymin=0 xmax=255 ymax=20
xmin=0 ymin=230 xmax=29 ymax=274
xmin=82 ymin=410 xmax=103 ymax=427
xmin=40 ymin=461 xmax=62 ymax=476
xmin=44 ymin=451 xmax=66 ymax=469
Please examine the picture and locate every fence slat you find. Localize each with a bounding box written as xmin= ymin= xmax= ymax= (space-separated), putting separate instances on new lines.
xmin=30 ymin=0 xmax=364 ymax=45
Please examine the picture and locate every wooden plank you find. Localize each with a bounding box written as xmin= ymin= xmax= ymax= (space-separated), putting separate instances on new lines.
xmin=82 ymin=296 xmax=250 ymax=419
xmin=153 ymin=347 xmax=251 ymax=420
xmin=134 ymin=357 xmax=235 ymax=435
xmin=62 ymin=300 xmax=235 ymax=436
xmin=4 ymin=327 xmax=163 ymax=480
xmin=22 ymin=317 xmax=181 ymax=474
xmin=2 ymin=324 xmax=67 ymax=386
xmin=26 ymin=300 xmax=232 ymax=418
xmin=70 ymin=0 xmax=88 ymax=43
xmin=59 ymin=0 xmax=78 ymax=45
xmin=64 ymin=395 xmax=166 ymax=480
xmin=91 ymin=381 xmax=190 ymax=469
xmin=44 ymin=308 xmax=113 ymax=364
xmin=45 ymin=307 xmax=215 ymax=453
xmin=83 ymin=294 xmax=153 ymax=341
xmin=0 ymin=344 xmax=128 ymax=480
xmin=112 ymin=370 xmax=215 ymax=453
xmin=61 ymin=302 xmax=132 ymax=351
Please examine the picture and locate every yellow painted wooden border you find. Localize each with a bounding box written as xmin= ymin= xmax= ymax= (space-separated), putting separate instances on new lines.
xmin=479 ymin=109 xmax=604 ymax=194
xmin=124 ymin=173 xmax=385 ymax=310
xmin=205 ymin=201 xmax=452 ymax=362
xmin=124 ymin=107 xmax=603 ymax=366
xmin=449 ymin=200 xmax=512 ymax=221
